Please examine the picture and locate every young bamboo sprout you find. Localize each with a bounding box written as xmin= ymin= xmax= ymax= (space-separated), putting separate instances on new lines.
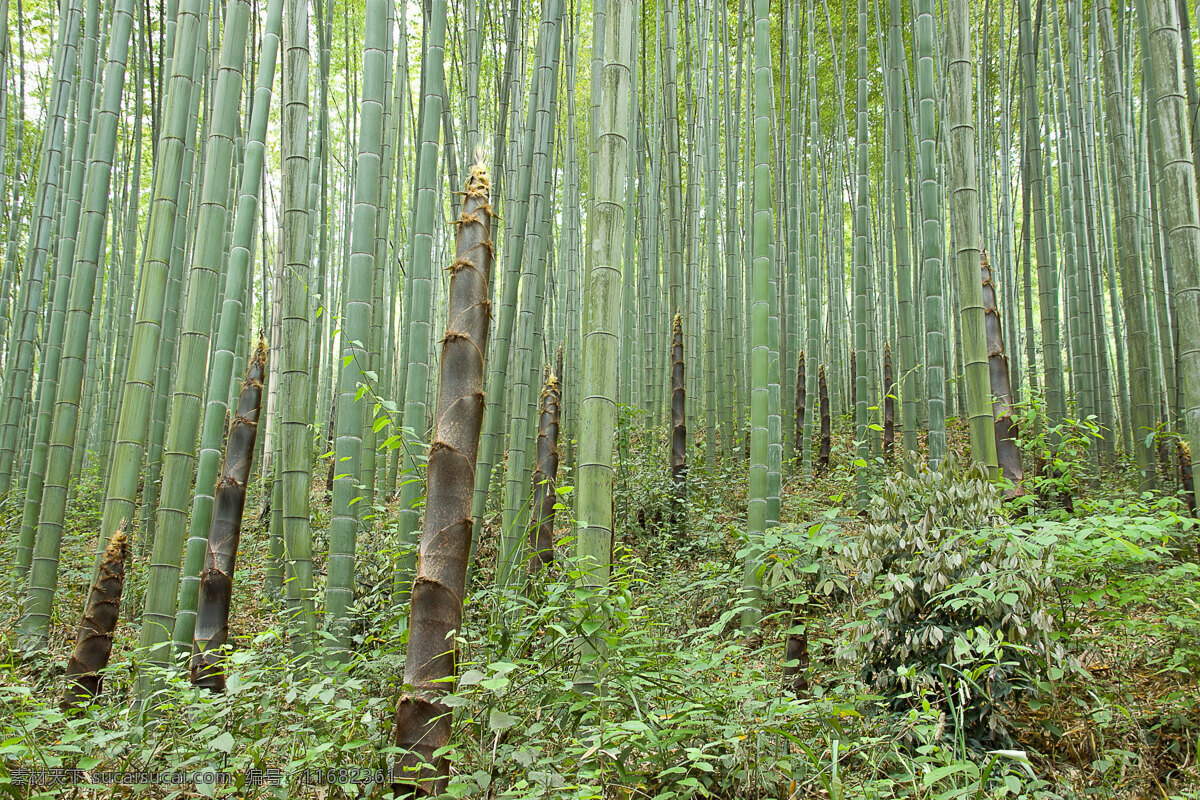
xmin=794 ymin=351 xmax=806 ymax=463
xmin=883 ymin=343 xmax=895 ymax=459
xmin=782 ymin=600 xmax=810 ymax=697
xmin=818 ymin=365 xmax=831 ymax=473
xmin=981 ymin=252 xmax=1024 ymax=488
xmin=392 ymin=162 xmax=493 ymax=797
xmin=63 ymin=521 xmax=129 ymax=712
xmin=849 ymin=350 xmax=857 ymax=413
xmin=671 ymin=312 xmax=687 ymax=518
xmin=530 ymin=359 xmax=562 ymax=573
xmin=324 ymin=400 xmax=336 ymax=500
xmin=1180 ymin=441 xmax=1196 ymax=517
xmin=191 ymin=340 xmax=267 ymax=692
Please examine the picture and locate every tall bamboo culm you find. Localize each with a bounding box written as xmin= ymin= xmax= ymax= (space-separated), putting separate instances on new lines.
xmin=191 ymin=342 xmax=267 ymax=692
xmin=392 ymin=162 xmax=493 ymax=799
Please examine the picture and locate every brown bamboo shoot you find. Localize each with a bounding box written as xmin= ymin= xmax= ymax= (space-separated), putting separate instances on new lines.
xmin=392 ymin=163 xmax=493 ymax=796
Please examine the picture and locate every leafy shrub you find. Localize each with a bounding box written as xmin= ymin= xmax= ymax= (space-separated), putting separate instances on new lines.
xmin=751 ymin=515 xmax=851 ymax=609
xmin=1011 ymin=393 xmax=1105 ymax=510
xmin=844 ymin=455 xmax=1063 ymax=749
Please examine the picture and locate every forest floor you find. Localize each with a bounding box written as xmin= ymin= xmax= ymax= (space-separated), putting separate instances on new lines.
xmin=1 ymin=416 xmax=1199 ymax=799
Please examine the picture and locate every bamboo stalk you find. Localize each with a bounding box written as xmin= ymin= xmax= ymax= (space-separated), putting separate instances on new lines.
xmin=794 ymin=350 xmax=805 ymax=463
xmin=529 ymin=359 xmax=561 ymax=573
xmin=1180 ymin=441 xmax=1196 ymax=517
xmin=781 ymin=601 xmax=809 ymax=697
xmin=981 ymin=252 xmax=1024 ymax=488
xmin=63 ymin=521 xmax=128 ymax=712
xmin=191 ymin=341 xmax=266 ymax=692
xmin=883 ymin=343 xmax=894 ymax=459
xmin=849 ymin=350 xmax=857 ymax=413
xmin=670 ymin=312 xmax=686 ymax=514
xmin=392 ymin=162 xmax=493 ymax=797
xmin=817 ymin=364 xmax=831 ymax=474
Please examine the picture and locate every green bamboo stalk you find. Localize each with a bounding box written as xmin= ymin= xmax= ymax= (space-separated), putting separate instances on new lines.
xmin=1099 ymin=0 xmax=1156 ymax=486
xmin=326 ymin=0 xmax=387 ymax=646
xmin=724 ymin=0 xmax=745 ymax=456
xmin=99 ymin=18 xmax=144 ymax=482
xmin=662 ymin=0 xmax=683 ymax=329
xmin=915 ymin=0 xmax=947 ymax=465
xmin=947 ymin=0 xmax=998 ymax=474
xmin=886 ymin=0 xmax=915 ymax=461
xmin=705 ymin=0 xmax=721 ymax=468
xmin=172 ymin=0 xmax=283 ymax=651
xmin=0 ymin=0 xmax=27 ymax=370
xmin=853 ymin=0 xmax=870 ymax=507
xmin=783 ymin=0 xmax=801 ymax=473
xmin=362 ymin=1 xmax=395 ymax=508
xmin=576 ymin=0 xmax=634 ymax=609
xmin=1019 ymin=0 xmax=1066 ymax=428
xmin=741 ymin=0 xmax=772 ymax=636
xmin=19 ymin=0 xmax=132 ymax=619
xmin=1142 ymin=0 xmax=1200 ymax=465
xmin=279 ymin=0 xmax=315 ymax=639
xmin=393 ymin=0 xmax=449 ymax=599
xmin=804 ymin=0 xmax=821 ymax=476
xmin=0 ymin=0 xmax=81 ymax=500
xmin=21 ymin=0 xmax=202 ymax=646
xmin=137 ymin=0 xmax=251 ymax=677
xmin=138 ymin=0 xmax=210 ymax=566
xmin=1059 ymin=2 xmax=1101 ymax=443
xmin=496 ymin=0 xmax=564 ymax=587
xmin=17 ymin=0 xmax=101 ymax=580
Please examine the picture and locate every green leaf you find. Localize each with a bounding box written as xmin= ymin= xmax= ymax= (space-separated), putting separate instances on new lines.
xmin=480 ymin=677 xmax=509 ymax=692
xmin=922 ymin=762 xmax=977 ymax=787
xmin=489 ymin=710 xmax=519 ymax=731
xmin=209 ymin=732 xmax=235 ymax=754
xmin=459 ymin=669 xmax=486 ymax=686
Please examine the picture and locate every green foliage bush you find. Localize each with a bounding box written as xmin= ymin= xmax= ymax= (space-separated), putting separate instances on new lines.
xmin=1010 ymin=393 xmax=1104 ymax=510
xmin=844 ymin=455 xmax=1063 ymax=749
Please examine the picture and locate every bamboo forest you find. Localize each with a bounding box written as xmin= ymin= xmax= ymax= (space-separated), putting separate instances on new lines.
xmin=4 ymin=0 xmax=1200 ymax=794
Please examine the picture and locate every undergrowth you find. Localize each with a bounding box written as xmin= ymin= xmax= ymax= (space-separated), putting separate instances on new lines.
xmin=0 ymin=415 xmax=1198 ymax=798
